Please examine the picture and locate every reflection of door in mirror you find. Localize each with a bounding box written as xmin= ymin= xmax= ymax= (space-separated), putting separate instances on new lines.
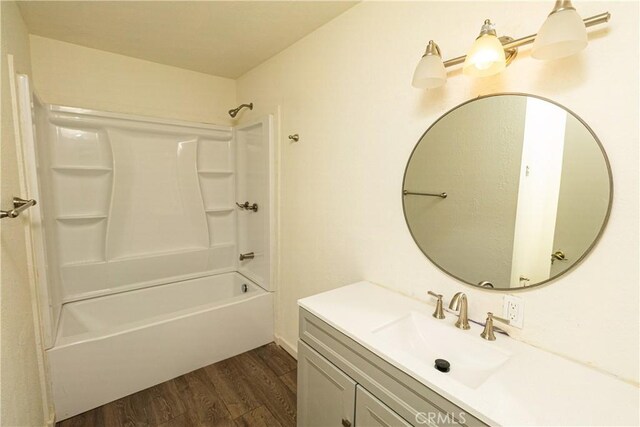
xmin=510 ymin=98 xmax=567 ymax=288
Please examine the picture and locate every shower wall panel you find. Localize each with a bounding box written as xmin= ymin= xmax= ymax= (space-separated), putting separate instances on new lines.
xmin=35 ymin=105 xmax=237 ymax=303
xmin=106 ymin=130 xmax=207 ymax=259
xmin=236 ymin=116 xmax=275 ymax=290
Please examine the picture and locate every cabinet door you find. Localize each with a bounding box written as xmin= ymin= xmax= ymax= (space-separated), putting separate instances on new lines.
xmin=298 ymin=340 xmax=356 ymax=427
xmin=355 ymin=386 xmax=412 ymax=427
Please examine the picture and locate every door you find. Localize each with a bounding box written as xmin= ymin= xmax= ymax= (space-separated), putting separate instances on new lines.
xmin=297 ymin=341 xmax=356 ymax=427
xmin=235 ymin=115 xmax=275 ymax=290
xmin=509 ymin=97 xmax=566 ymax=287
xmin=2 ymin=56 xmax=51 ymax=422
xmin=355 ymin=386 xmax=412 ymax=427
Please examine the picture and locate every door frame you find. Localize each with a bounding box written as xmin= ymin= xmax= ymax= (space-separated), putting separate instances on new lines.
xmin=8 ymin=62 xmax=54 ymax=425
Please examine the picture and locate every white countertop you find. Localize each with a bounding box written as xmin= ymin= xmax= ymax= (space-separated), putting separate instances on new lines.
xmin=298 ymin=281 xmax=640 ymax=426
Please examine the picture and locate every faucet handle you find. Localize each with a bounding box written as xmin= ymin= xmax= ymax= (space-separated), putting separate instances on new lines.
xmin=491 ymin=313 xmax=510 ymax=325
xmin=427 ymin=291 xmax=445 ymax=319
xmin=480 ymin=312 xmax=510 ymax=341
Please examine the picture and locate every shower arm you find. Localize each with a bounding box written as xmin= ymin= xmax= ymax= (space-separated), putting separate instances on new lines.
xmin=228 ymin=103 xmax=254 ymax=118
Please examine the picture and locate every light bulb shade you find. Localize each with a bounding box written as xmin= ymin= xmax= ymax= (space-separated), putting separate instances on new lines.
xmin=412 ymin=54 xmax=447 ymax=89
xmin=532 ymin=9 xmax=587 ymax=60
xmin=463 ymin=34 xmax=506 ymax=77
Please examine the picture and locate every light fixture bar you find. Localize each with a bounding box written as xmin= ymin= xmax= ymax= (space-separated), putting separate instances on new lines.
xmin=442 ymin=12 xmax=610 ymax=68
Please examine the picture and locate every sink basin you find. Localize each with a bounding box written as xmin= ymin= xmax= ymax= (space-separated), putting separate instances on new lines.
xmin=372 ymin=310 xmax=512 ymax=389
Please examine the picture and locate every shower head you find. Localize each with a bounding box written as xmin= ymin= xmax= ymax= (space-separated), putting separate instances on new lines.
xmin=228 ymin=103 xmax=253 ymax=118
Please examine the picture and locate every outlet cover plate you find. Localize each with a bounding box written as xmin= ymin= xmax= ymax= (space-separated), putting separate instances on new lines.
xmin=503 ymin=295 xmax=524 ymax=328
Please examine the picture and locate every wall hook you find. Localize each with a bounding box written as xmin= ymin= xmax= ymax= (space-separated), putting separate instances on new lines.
xmin=288 ymin=134 xmax=299 ymax=142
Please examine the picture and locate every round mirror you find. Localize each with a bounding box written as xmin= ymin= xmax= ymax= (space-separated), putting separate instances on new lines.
xmin=403 ymin=94 xmax=612 ymax=290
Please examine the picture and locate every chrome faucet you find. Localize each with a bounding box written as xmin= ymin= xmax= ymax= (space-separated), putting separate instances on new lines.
xmin=449 ymin=292 xmax=470 ymax=330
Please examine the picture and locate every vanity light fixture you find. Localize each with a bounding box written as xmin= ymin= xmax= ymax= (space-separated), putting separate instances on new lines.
xmin=462 ymin=20 xmax=508 ymax=78
xmin=532 ymin=0 xmax=588 ymax=59
xmin=411 ymin=40 xmax=447 ymax=89
xmin=412 ymin=1 xmax=610 ymax=88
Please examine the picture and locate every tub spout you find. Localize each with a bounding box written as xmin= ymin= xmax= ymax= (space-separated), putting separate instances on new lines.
xmin=239 ymin=252 xmax=254 ymax=261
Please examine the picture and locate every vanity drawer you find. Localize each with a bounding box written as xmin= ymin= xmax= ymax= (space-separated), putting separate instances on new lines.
xmin=299 ymin=309 xmax=487 ymax=427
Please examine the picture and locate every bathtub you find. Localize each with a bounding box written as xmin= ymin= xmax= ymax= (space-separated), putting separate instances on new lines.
xmin=47 ymin=272 xmax=273 ymax=420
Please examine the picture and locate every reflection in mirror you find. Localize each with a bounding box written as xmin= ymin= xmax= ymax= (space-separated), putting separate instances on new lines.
xmin=403 ymin=94 xmax=612 ymax=290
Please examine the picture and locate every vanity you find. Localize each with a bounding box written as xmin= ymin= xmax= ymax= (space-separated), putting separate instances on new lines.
xmin=297 ymin=282 xmax=638 ymax=426
xmin=296 ymin=93 xmax=638 ymax=426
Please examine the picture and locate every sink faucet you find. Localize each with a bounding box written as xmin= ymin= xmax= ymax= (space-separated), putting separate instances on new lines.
xmin=449 ymin=292 xmax=470 ymax=330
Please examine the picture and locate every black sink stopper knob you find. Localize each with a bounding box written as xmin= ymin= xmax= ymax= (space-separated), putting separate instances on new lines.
xmin=434 ymin=358 xmax=450 ymax=373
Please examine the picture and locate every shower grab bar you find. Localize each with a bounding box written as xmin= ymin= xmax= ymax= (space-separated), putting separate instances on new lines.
xmin=1 ymin=197 xmax=37 ymax=219
xmin=403 ymin=190 xmax=447 ymax=198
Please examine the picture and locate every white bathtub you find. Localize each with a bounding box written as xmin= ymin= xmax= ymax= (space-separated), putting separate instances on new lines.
xmin=47 ymin=272 xmax=273 ymax=420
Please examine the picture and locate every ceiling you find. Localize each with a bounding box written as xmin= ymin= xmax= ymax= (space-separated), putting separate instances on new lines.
xmin=18 ymin=1 xmax=358 ymax=78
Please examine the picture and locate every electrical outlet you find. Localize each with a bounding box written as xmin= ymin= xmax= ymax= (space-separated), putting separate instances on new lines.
xmin=503 ymin=295 xmax=524 ymax=328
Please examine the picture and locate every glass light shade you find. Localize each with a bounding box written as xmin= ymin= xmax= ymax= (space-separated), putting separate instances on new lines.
xmin=462 ymin=34 xmax=506 ymax=77
xmin=532 ymin=9 xmax=587 ymax=60
xmin=412 ymin=54 xmax=447 ymax=89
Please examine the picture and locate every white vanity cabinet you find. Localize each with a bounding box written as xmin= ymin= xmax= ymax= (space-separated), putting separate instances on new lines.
xmin=297 ymin=308 xmax=487 ymax=427
xmin=298 ymin=282 xmax=640 ymax=426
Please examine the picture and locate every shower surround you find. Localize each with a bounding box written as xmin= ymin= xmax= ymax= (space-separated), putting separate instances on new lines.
xmin=17 ymin=76 xmax=275 ymax=420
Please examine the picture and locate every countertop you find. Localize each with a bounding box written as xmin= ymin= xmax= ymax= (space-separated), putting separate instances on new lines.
xmin=298 ymin=281 xmax=640 ymax=426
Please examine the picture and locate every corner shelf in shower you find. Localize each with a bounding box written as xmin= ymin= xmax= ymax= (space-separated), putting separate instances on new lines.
xmin=56 ymin=214 xmax=108 ymax=221
xmin=50 ymin=163 xmax=113 ymax=267
xmin=52 ymin=166 xmax=113 ymax=173
xmin=197 ymin=169 xmax=234 ymax=175
xmin=205 ymin=207 xmax=234 ymax=213
xmin=61 ymin=259 xmax=107 ymax=268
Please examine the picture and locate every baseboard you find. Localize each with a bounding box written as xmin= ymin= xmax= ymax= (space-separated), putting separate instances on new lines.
xmin=275 ymin=334 xmax=297 ymax=360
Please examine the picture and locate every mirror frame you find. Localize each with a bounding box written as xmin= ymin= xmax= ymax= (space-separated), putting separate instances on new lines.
xmin=402 ymin=93 xmax=614 ymax=291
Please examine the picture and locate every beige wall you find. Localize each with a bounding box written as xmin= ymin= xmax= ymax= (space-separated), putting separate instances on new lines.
xmin=1 ymin=2 xmax=49 ymax=426
xmin=237 ymin=1 xmax=640 ymax=384
xmin=29 ymin=35 xmax=236 ymax=126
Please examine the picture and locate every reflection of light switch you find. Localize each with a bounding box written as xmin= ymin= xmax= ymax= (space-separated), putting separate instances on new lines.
xmin=525 ymin=165 xmax=530 ymax=177
xmin=503 ymin=295 xmax=524 ymax=328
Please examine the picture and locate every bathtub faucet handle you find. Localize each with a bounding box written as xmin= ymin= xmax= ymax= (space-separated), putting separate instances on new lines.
xmin=236 ymin=201 xmax=258 ymax=212
xmin=239 ymin=252 xmax=255 ymax=261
